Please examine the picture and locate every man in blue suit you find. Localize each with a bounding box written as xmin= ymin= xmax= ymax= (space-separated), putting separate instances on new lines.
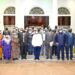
xmin=55 ymin=29 xmax=65 ymax=60
xmin=65 ymin=29 xmax=74 ymax=60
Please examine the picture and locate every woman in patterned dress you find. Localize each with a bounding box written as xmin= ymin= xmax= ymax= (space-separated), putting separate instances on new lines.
xmin=0 ymin=31 xmax=3 ymax=60
xmin=11 ymin=30 xmax=20 ymax=60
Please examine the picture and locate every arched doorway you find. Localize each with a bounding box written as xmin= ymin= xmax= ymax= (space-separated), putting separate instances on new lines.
xmin=24 ymin=7 xmax=49 ymax=58
xmin=58 ymin=7 xmax=71 ymax=29
xmin=24 ymin=7 xmax=49 ymax=28
xmin=3 ymin=6 xmax=15 ymax=31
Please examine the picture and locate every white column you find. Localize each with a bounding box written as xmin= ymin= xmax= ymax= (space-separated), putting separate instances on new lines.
xmin=50 ymin=0 xmax=57 ymax=30
xmin=16 ymin=0 xmax=24 ymax=28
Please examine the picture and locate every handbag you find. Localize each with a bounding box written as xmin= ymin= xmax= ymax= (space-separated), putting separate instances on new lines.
xmin=73 ymin=47 xmax=75 ymax=53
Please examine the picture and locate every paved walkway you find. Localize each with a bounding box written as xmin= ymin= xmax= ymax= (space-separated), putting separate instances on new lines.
xmin=0 ymin=60 xmax=75 ymax=75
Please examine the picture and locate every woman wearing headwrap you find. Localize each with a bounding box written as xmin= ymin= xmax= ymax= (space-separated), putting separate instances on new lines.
xmin=2 ymin=35 xmax=12 ymax=61
xmin=11 ymin=30 xmax=20 ymax=60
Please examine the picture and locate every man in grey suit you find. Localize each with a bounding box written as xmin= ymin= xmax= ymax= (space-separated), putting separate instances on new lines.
xmin=45 ymin=29 xmax=54 ymax=59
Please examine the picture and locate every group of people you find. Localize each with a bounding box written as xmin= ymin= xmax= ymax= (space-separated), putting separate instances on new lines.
xmin=43 ymin=27 xmax=75 ymax=60
xmin=0 ymin=26 xmax=75 ymax=62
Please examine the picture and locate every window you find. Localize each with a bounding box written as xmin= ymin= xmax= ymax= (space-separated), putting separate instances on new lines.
xmin=58 ymin=7 xmax=71 ymax=27
xmin=4 ymin=16 xmax=15 ymax=25
xmin=58 ymin=7 xmax=70 ymax=15
xmin=24 ymin=16 xmax=49 ymax=27
xmin=4 ymin=7 xmax=15 ymax=14
xmin=4 ymin=6 xmax=15 ymax=25
xmin=29 ymin=7 xmax=44 ymax=14
xmin=58 ymin=16 xmax=71 ymax=26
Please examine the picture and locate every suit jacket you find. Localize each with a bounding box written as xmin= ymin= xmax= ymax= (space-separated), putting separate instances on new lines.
xmin=18 ymin=31 xmax=28 ymax=46
xmin=45 ymin=31 xmax=54 ymax=45
xmin=65 ymin=32 xmax=74 ymax=46
xmin=55 ymin=32 xmax=66 ymax=46
xmin=3 ymin=30 xmax=10 ymax=35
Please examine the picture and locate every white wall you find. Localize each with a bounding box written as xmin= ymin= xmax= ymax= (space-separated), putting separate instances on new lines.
xmin=58 ymin=0 xmax=75 ymax=33
xmin=0 ymin=0 xmax=75 ymax=32
xmin=0 ymin=0 xmax=57 ymax=30
xmin=16 ymin=0 xmax=53 ymax=28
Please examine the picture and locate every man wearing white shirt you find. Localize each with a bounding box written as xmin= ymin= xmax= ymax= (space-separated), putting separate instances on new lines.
xmin=32 ymin=29 xmax=43 ymax=60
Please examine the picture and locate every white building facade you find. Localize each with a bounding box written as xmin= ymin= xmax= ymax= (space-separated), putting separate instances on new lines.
xmin=0 ymin=0 xmax=75 ymax=33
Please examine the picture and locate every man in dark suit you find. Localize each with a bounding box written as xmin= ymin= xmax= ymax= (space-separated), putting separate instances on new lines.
xmin=3 ymin=28 xmax=10 ymax=35
xmin=65 ymin=29 xmax=74 ymax=60
xmin=18 ymin=29 xmax=28 ymax=59
xmin=55 ymin=29 xmax=65 ymax=60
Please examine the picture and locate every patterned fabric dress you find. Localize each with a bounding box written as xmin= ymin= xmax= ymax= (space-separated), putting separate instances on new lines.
xmin=0 ymin=33 xmax=3 ymax=59
xmin=11 ymin=32 xmax=20 ymax=59
xmin=2 ymin=35 xmax=11 ymax=60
